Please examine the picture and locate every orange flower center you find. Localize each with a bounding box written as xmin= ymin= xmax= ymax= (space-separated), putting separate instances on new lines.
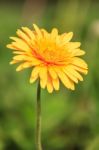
xmin=32 ymin=45 xmax=71 ymax=66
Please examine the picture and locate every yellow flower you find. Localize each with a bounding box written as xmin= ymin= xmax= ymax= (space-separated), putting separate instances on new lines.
xmin=7 ymin=24 xmax=88 ymax=93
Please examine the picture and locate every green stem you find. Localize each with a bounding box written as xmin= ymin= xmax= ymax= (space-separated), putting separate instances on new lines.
xmin=36 ymin=80 xmax=42 ymax=150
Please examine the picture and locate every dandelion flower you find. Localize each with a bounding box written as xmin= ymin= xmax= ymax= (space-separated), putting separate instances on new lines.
xmin=7 ymin=24 xmax=88 ymax=93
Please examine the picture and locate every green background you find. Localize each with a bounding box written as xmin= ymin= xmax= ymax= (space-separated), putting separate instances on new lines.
xmin=0 ymin=0 xmax=99 ymax=149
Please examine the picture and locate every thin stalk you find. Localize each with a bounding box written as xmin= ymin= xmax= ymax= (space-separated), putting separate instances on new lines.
xmin=36 ymin=80 xmax=42 ymax=150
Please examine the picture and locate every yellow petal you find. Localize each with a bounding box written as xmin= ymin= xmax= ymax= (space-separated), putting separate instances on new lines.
xmin=39 ymin=66 xmax=47 ymax=78
xmin=22 ymin=27 xmax=35 ymax=40
xmin=16 ymin=65 xmax=23 ymax=71
xmin=40 ymin=79 xmax=47 ymax=89
xmin=7 ymin=44 xmax=18 ymax=50
xmin=33 ymin=24 xmax=42 ymax=38
xmin=63 ymin=68 xmax=78 ymax=83
xmin=12 ymin=41 xmax=31 ymax=52
xmin=39 ymin=67 xmax=47 ymax=89
xmin=55 ymin=68 xmax=75 ymax=90
xmin=61 ymin=32 xmax=73 ymax=43
xmin=13 ymin=55 xmax=25 ymax=60
xmin=16 ymin=62 xmax=33 ymax=71
xmin=65 ymin=65 xmax=83 ymax=81
xmin=66 ymin=42 xmax=81 ymax=49
xmin=10 ymin=37 xmax=21 ymax=41
xmin=30 ymin=74 xmax=38 ymax=83
xmin=71 ymin=49 xmax=85 ymax=56
xmin=73 ymin=65 xmax=88 ymax=75
xmin=13 ymin=54 xmax=40 ymax=64
xmin=13 ymin=51 xmax=25 ymax=54
xmin=72 ymin=57 xmax=88 ymax=69
xmin=47 ymin=78 xmax=53 ymax=93
xmin=16 ymin=29 xmax=30 ymax=42
xmin=52 ymin=77 xmax=59 ymax=91
xmin=10 ymin=60 xmax=19 ymax=64
xmin=31 ymin=66 xmax=40 ymax=78
xmin=31 ymin=58 xmax=41 ymax=66
xmin=51 ymin=28 xmax=58 ymax=40
xmin=10 ymin=37 xmax=31 ymax=47
xmin=48 ymin=67 xmax=57 ymax=79
xmin=41 ymin=29 xmax=49 ymax=39
xmin=10 ymin=37 xmax=32 ymax=52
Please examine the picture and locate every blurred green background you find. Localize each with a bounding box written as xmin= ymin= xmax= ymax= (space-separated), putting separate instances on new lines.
xmin=0 ymin=0 xmax=99 ymax=149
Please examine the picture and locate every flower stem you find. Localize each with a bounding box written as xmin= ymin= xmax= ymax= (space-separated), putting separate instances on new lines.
xmin=36 ymin=80 xmax=42 ymax=150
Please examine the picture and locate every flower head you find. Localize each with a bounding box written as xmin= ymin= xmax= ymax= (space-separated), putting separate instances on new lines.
xmin=7 ymin=24 xmax=88 ymax=93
